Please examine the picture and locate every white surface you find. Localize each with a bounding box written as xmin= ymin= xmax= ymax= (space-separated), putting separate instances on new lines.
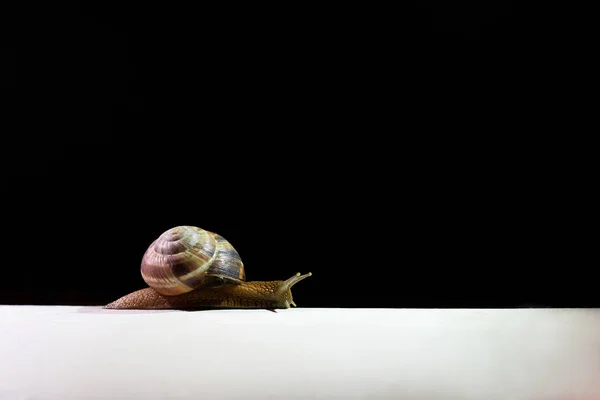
xmin=1 ymin=307 xmax=599 ymax=400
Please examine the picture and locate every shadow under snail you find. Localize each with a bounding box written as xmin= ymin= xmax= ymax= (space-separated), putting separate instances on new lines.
xmin=104 ymin=225 xmax=312 ymax=310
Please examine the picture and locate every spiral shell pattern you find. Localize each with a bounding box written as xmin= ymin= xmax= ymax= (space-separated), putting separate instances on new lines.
xmin=140 ymin=226 xmax=245 ymax=296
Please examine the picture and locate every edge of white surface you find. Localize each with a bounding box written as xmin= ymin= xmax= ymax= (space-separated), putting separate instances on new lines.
xmin=1 ymin=307 xmax=599 ymax=400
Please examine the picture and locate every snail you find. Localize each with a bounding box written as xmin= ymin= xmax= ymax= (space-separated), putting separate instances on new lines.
xmin=104 ymin=226 xmax=312 ymax=310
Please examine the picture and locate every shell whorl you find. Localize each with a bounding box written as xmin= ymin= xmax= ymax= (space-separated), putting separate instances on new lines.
xmin=140 ymin=226 xmax=245 ymax=296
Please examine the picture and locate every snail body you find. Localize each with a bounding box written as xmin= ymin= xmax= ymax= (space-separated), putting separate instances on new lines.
xmin=104 ymin=226 xmax=311 ymax=310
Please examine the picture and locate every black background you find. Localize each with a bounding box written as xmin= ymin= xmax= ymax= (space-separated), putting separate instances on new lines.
xmin=2 ymin=2 xmax=596 ymax=308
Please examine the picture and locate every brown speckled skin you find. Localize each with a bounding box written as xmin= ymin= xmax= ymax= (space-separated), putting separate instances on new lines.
xmin=104 ymin=281 xmax=294 ymax=310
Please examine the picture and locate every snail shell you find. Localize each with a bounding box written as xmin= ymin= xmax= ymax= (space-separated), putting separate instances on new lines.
xmin=140 ymin=226 xmax=245 ymax=296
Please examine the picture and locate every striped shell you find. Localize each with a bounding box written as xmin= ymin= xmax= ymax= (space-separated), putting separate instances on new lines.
xmin=140 ymin=226 xmax=245 ymax=296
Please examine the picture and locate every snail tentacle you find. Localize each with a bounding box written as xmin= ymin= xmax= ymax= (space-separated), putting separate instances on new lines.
xmin=277 ymin=272 xmax=313 ymax=294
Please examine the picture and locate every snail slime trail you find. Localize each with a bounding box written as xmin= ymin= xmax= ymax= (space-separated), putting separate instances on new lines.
xmin=104 ymin=226 xmax=312 ymax=310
